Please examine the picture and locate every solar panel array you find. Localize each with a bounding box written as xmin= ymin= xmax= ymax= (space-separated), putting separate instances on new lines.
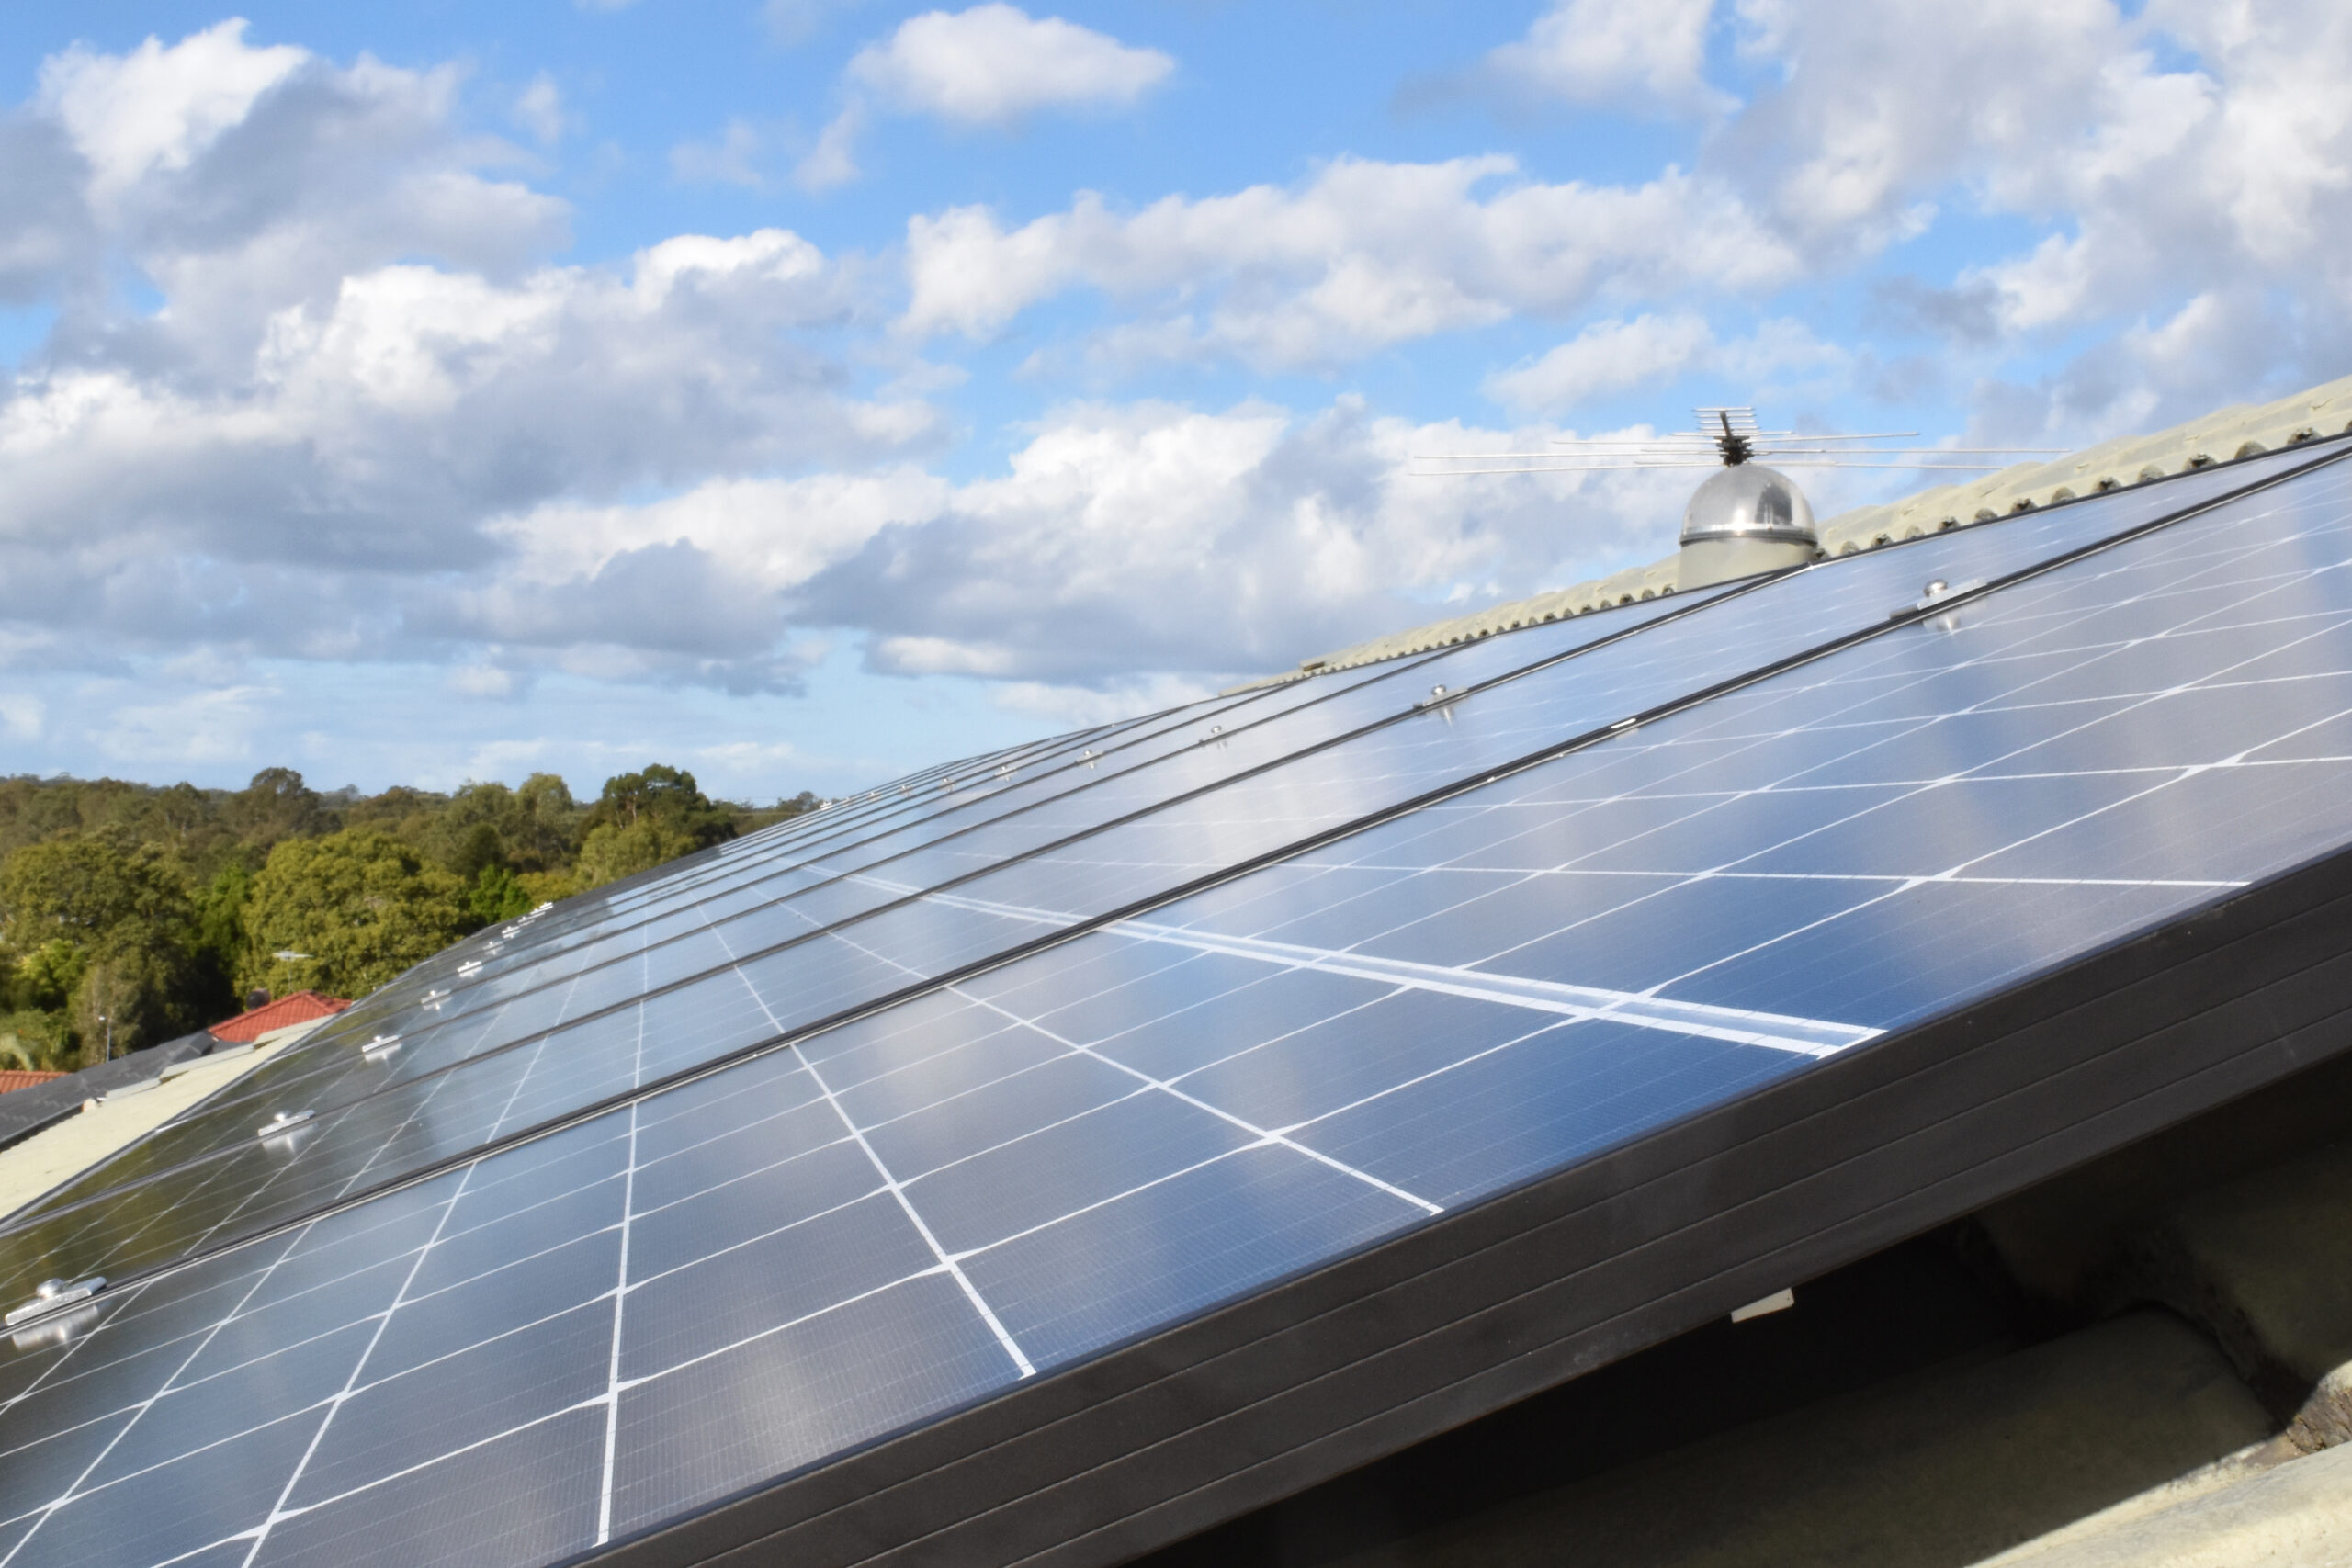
xmin=6 ymin=440 xmax=2352 ymax=1567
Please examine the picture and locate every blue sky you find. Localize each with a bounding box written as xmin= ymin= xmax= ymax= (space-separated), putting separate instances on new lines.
xmin=3 ymin=0 xmax=2347 ymax=802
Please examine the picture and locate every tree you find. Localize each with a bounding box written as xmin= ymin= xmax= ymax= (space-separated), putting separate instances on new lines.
xmin=0 ymin=829 xmax=223 ymax=1056
xmin=573 ymin=818 xmax=701 ymax=891
xmin=0 ymin=829 xmax=193 ymax=947
xmin=13 ymin=939 xmax=85 ymax=1011
xmin=72 ymin=924 xmax=209 ymax=1062
xmin=580 ymin=765 xmax=736 ymax=852
xmin=227 ymin=767 xmax=335 ymax=852
xmin=241 ymin=830 xmax=473 ymax=998
xmin=511 ymin=773 xmax=580 ymax=871
xmin=468 ymin=864 xmax=534 ymax=925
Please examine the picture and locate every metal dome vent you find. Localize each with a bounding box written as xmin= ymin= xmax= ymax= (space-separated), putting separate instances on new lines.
xmin=1678 ymin=460 xmax=1817 ymax=589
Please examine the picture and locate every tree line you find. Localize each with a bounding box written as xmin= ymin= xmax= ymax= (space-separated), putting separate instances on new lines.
xmin=0 ymin=766 xmax=816 ymax=1071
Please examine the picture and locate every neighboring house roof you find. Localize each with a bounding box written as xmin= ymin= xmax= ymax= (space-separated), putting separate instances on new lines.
xmin=0 ymin=1072 xmax=64 ymax=1096
xmin=209 ymin=989 xmax=349 ymax=1043
xmin=1241 ymin=370 xmax=2352 ymax=687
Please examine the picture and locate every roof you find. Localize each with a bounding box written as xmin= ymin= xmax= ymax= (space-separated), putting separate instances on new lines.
xmin=1242 ymin=370 xmax=2352 ymax=686
xmin=207 ymin=988 xmax=349 ymax=1043
xmin=0 ymin=1071 xmax=63 ymax=1096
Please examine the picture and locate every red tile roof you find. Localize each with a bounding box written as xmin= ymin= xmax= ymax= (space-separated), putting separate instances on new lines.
xmin=209 ymin=990 xmax=350 ymax=1044
xmin=0 ymin=1069 xmax=65 ymax=1095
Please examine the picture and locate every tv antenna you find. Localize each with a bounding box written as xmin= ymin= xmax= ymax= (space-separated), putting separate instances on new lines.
xmin=1413 ymin=407 xmax=2059 ymax=477
xmin=1414 ymin=408 xmax=2064 ymax=592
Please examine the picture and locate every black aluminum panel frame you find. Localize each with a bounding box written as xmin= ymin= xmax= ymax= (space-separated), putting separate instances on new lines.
xmin=579 ymin=830 xmax=2352 ymax=1568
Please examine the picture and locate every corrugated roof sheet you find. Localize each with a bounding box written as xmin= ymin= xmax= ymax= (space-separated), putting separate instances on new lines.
xmin=0 ymin=1072 xmax=64 ymax=1097
xmin=1238 ymin=371 xmax=2352 ymax=690
xmin=209 ymin=989 xmax=349 ymax=1043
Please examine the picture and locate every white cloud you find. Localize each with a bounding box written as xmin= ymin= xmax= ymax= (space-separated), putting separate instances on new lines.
xmin=992 ymin=675 xmax=1219 ymax=726
xmin=796 ymin=106 xmax=864 ymax=191
xmin=1486 ymin=314 xmax=1716 ymax=411
xmin=900 ymin=158 xmax=1799 ymax=368
xmin=771 ymin=397 xmax=1690 ymax=681
xmin=763 ymin=0 xmax=854 ymax=43
xmin=1484 ymin=313 xmax=1845 ymax=413
xmin=0 ymin=26 xmax=938 ymax=699
xmin=446 ymin=663 xmax=518 ymax=698
xmin=1487 ymin=0 xmax=1732 ymax=117
xmin=39 ymin=19 xmax=306 ymax=209
xmin=671 ymin=118 xmax=766 ymax=187
xmin=513 ymin=73 xmax=568 ymax=146
xmin=849 ymin=5 xmax=1172 ymax=126
xmin=450 ymin=395 xmax=1691 ymax=689
xmin=0 ymin=694 xmax=43 ymax=740
xmin=1710 ymin=0 xmax=2352 ymax=426
xmin=95 ymin=684 xmax=272 ymax=765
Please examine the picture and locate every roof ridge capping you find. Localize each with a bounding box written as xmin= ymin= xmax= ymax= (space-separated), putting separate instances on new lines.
xmin=1234 ymin=370 xmax=2352 ymax=692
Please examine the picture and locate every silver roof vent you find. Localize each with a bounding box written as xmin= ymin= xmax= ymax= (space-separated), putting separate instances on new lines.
xmin=1677 ymin=463 xmax=1818 ymax=591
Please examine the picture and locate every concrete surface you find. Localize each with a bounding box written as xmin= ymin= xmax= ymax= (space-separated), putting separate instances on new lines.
xmin=1326 ymin=1312 xmax=2272 ymax=1568
xmin=2133 ymin=1140 xmax=2352 ymax=1449
xmin=1984 ymin=1438 xmax=2352 ymax=1567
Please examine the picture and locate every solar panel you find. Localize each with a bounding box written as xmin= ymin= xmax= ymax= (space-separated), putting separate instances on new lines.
xmin=6 ymin=442 xmax=2352 ymax=1567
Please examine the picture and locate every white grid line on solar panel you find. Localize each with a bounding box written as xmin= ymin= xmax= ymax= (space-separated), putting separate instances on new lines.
xmin=1197 ymin=516 xmax=2352 ymax=1021
xmin=803 ymin=919 xmax=1450 ymax=1219
xmin=9 ymin=453 xmax=2342 ymax=1325
xmin=0 ymin=1204 xmax=322 ymax=1567
xmin=199 ymin=637 xmax=1493 ymax=1103
xmin=593 ymin=966 xmax=647 ymax=1548
xmin=0 ymin=962 xmax=1487 ymax=1563
xmin=0 ymin=931 xmax=1909 ymax=1561
xmin=192 ymin=446 xmax=2324 ymax=1114
xmin=707 ymin=916 xmax=1037 ymax=1380
xmin=231 ymin=1148 xmax=496 ymax=1568
xmin=58 ymin=586 xmax=1736 ymax=1200
xmin=293 ymin=586 xmax=1716 ymax=1066
xmin=5 ymin=469 xmax=2333 ymax=1316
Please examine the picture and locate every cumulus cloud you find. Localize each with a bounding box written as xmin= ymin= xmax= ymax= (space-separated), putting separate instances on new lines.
xmin=39 ymin=19 xmax=308 ymax=210
xmin=778 ymin=398 xmax=1689 ymax=682
xmin=1485 ymin=0 xmax=1732 ymax=118
xmin=1712 ymin=0 xmax=2352 ymax=426
xmin=0 ymin=24 xmax=938 ymax=699
xmin=446 ymin=394 xmax=1692 ymax=694
xmin=796 ymin=107 xmax=865 ymax=192
xmin=1486 ymin=314 xmax=1717 ymax=410
xmin=900 ymin=157 xmax=1799 ymax=368
xmin=1485 ymin=313 xmax=1844 ymax=413
xmin=849 ymin=5 xmax=1172 ymax=126
xmin=798 ymin=6 xmax=1170 ymax=188
xmin=512 ymin=73 xmax=568 ymax=146
xmin=671 ymin=118 xmax=767 ymax=187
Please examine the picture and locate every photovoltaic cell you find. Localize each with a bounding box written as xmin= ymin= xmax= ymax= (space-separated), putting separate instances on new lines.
xmin=6 ymin=446 xmax=2352 ymax=1567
